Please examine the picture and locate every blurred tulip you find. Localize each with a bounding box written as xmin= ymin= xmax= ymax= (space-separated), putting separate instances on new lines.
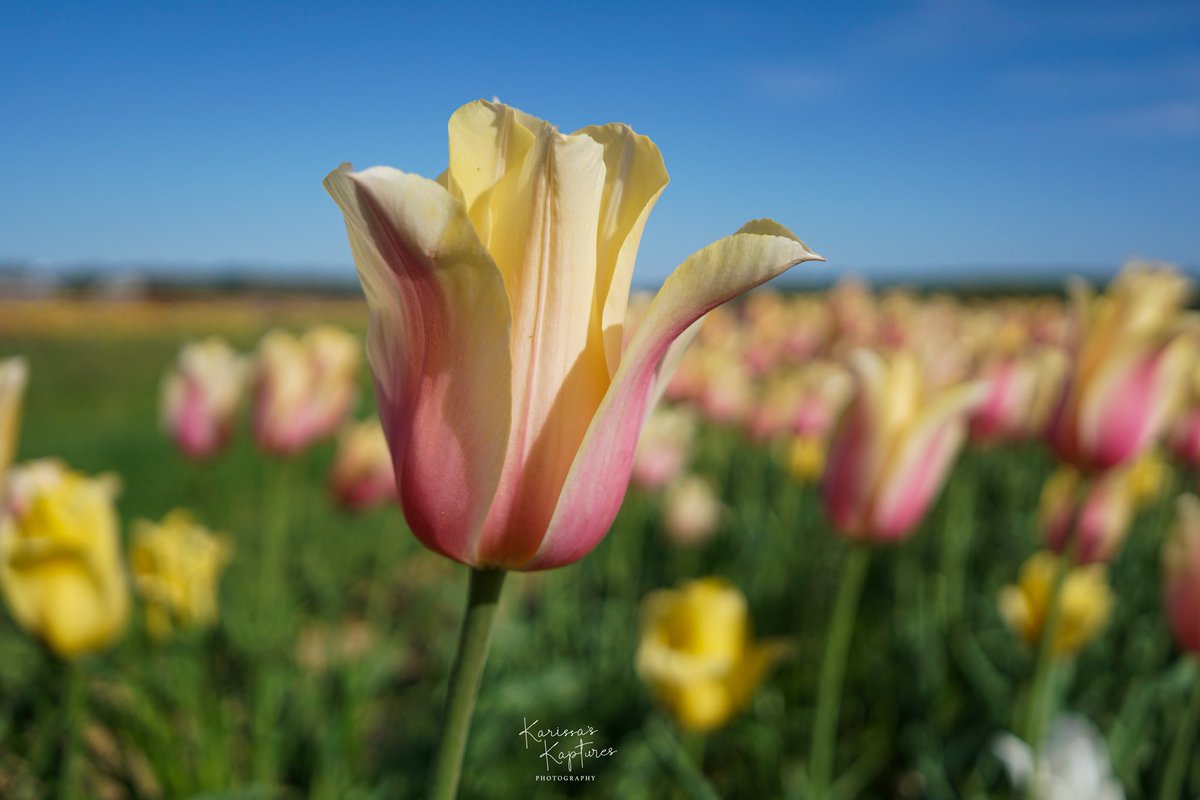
xmin=130 ymin=509 xmax=232 ymax=639
xmin=325 ymin=99 xmax=821 ymax=570
xmin=0 ymin=357 xmax=28 ymax=489
xmin=252 ymin=326 xmax=360 ymax=456
xmin=661 ymin=474 xmax=722 ymax=547
xmin=970 ymin=349 xmax=1069 ymax=444
xmin=1167 ymin=362 xmax=1200 ymax=464
xmin=1047 ymin=265 xmax=1193 ymax=472
xmin=790 ymin=360 xmax=853 ymax=438
xmin=160 ymin=337 xmax=248 ymax=459
xmin=999 ymin=552 xmax=1112 ymax=657
xmin=784 ymin=434 xmax=826 ymax=484
xmin=328 ymin=417 xmax=399 ymax=511
xmin=631 ymin=406 xmax=695 ymax=491
xmin=1039 ymin=466 xmax=1135 ymax=565
xmin=0 ymin=460 xmax=129 ymax=659
xmin=993 ymin=715 xmax=1124 ymax=800
xmin=1163 ymin=494 xmax=1200 ymax=654
xmin=636 ymin=578 xmax=786 ymax=732
xmin=821 ymin=350 xmax=986 ymax=542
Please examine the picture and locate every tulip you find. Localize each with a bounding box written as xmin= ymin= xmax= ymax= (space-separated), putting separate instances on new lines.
xmin=0 ymin=460 xmax=129 ymax=659
xmin=324 ymin=99 xmax=821 ymax=571
xmin=999 ymin=552 xmax=1112 ymax=657
xmin=993 ymin=715 xmax=1123 ymax=800
xmin=252 ymin=326 xmax=360 ymax=456
xmin=1167 ymin=362 xmax=1200 ymax=464
xmin=328 ymin=417 xmax=399 ymax=511
xmin=1047 ymin=266 xmax=1193 ymax=472
xmin=636 ymin=578 xmax=786 ymax=732
xmin=1039 ymin=466 xmax=1135 ymax=565
xmin=631 ymin=406 xmax=695 ymax=491
xmin=1163 ymin=494 xmax=1200 ymax=654
xmin=969 ymin=349 xmax=1068 ymax=444
xmin=160 ymin=337 xmax=248 ymax=459
xmin=661 ymin=474 xmax=722 ymax=547
xmin=130 ymin=509 xmax=232 ymax=639
xmin=0 ymin=357 xmax=28 ymax=491
xmin=821 ymin=349 xmax=986 ymax=542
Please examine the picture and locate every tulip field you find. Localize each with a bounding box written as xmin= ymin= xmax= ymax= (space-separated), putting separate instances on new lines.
xmin=3 ymin=263 xmax=1200 ymax=799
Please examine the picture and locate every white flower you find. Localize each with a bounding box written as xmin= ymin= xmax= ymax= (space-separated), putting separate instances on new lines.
xmin=993 ymin=715 xmax=1124 ymax=800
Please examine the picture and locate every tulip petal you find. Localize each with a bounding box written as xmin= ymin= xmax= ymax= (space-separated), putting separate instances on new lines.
xmin=576 ymin=123 xmax=669 ymax=376
xmin=324 ymin=165 xmax=513 ymax=563
xmin=870 ymin=380 xmax=986 ymax=540
xmin=526 ymin=225 xmax=822 ymax=569
xmin=468 ymin=115 xmax=618 ymax=566
xmin=1078 ymin=337 xmax=1191 ymax=470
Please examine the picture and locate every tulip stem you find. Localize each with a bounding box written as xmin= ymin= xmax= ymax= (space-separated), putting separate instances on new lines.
xmin=808 ymin=543 xmax=871 ymax=800
xmin=428 ymin=567 xmax=507 ymax=800
xmin=1016 ymin=555 xmax=1068 ymax=800
xmin=57 ymin=660 xmax=87 ymax=800
xmin=1159 ymin=665 xmax=1200 ymax=800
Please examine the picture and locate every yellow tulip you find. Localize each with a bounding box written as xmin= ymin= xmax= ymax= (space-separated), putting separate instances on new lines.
xmin=999 ymin=552 xmax=1112 ymax=657
xmin=0 ymin=460 xmax=129 ymax=659
xmin=130 ymin=509 xmax=232 ymax=639
xmin=0 ymin=357 xmax=28 ymax=491
xmin=636 ymin=578 xmax=786 ymax=732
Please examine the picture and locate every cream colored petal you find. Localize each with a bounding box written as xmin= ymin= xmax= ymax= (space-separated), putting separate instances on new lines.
xmin=527 ymin=225 xmax=822 ymax=569
xmin=575 ymin=123 xmax=669 ymax=376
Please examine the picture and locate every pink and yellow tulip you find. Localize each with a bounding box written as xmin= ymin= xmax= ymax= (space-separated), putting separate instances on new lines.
xmin=821 ymin=350 xmax=985 ymax=542
xmin=325 ymin=99 xmax=821 ymax=570
xmin=161 ymin=337 xmax=247 ymax=459
xmin=328 ymin=417 xmax=399 ymax=512
xmin=1039 ymin=465 xmax=1135 ymax=565
xmin=252 ymin=326 xmax=360 ymax=456
xmin=1047 ymin=265 xmax=1193 ymax=472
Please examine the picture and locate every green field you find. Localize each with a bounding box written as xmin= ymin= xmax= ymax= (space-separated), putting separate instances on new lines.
xmin=0 ymin=321 xmax=1196 ymax=799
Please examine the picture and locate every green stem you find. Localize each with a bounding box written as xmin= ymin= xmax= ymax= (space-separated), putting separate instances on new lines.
xmin=428 ymin=567 xmax=507 ymax=800
xmin=57 ymin=660 xmax=87 ymax=800
xmin=648 ymin=715 xmax=720 ymax=800
xmin=1017 ymin=557 xmax=1068 ymax=800
xmin=808 ymin=544 xmax=872 ymax=800
xmin=252 ymin=462 xmax=294 ymax=785
xmin=1159 ymin=665 xmax=1200 ymax=800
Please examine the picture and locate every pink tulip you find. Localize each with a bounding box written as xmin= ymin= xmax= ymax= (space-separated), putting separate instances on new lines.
xmin=161 ymin=338 xmax=247 ymax=459
xmin=821 ymin=350 xmax=985 ymax=542
xmin=1164 ymin=494 xmax=1200 ymax=654
xmin=325 ymin=99 xmax=822 ymax=570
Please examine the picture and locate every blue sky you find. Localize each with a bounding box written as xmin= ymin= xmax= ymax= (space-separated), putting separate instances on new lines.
xmin=2 ymin=1 xmax=1198 ymax=284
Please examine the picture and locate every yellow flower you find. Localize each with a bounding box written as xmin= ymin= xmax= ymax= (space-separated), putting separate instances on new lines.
xmin=636 ymin=578 xmax=786 ymax=732
xmin=0 ymin=357 xmax=28 ymax=492
xmin=130 ymin=509 xmax=232 ymax=639
xmin=785 ymin=434 xmax=826 ymax=484
xmin=0 ymin=460 xmax=129 ymax=659
xmin=999 ymin=552 xmax=1112 ymax=657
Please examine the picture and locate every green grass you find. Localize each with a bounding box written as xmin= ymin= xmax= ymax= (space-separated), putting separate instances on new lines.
xmin=0 ymin=331 xmax=1196 ymax=799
